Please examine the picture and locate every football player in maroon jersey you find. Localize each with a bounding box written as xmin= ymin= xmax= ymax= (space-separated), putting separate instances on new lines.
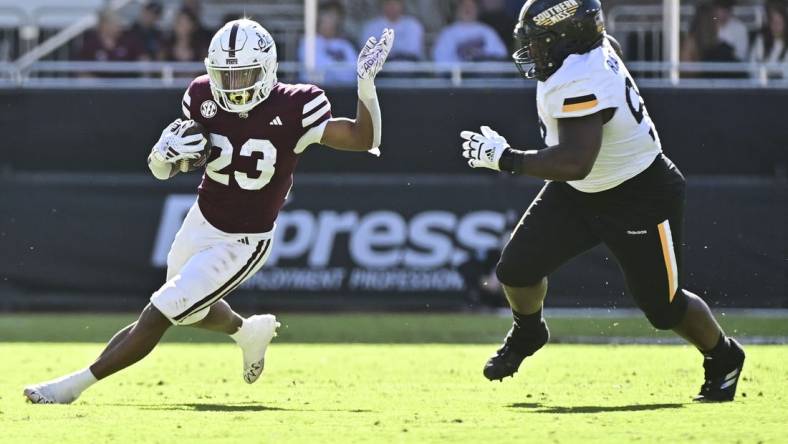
xmin=24 ymin=19 xmax=395 ymax=404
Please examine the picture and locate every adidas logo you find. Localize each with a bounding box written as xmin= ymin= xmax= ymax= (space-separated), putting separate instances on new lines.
xmin=270 ymin=116 xmax=283 ymax=126
xmin=237 ymin=237 xmax=250 ymax=245
xmin=720 ymin=368 xmax=740 ymax=390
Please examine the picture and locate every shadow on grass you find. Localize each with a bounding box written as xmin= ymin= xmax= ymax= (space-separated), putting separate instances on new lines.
xmin=509 ymin=402 xmax=685 ymax=414
xmin=107 ymin=402 xmax=374 ymax=414
xmin=165 ymin=403 xmax=288 ymax=412
xmin=100 ymin=402 xmax=285 ymax=412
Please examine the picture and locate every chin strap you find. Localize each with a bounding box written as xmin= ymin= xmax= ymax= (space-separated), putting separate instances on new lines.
xmin=358 ymin=77 xmax=382 ymax=157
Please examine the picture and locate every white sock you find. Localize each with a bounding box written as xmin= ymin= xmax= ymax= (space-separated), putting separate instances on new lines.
xmin=61 ymin=368 xmax=97 ymax=397
xmin=230 ymin=319 xmax=252 ymax=345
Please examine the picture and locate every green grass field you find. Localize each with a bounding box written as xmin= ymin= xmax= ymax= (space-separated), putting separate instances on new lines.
xmin=1 ymin=313 xmax=786 ymax=443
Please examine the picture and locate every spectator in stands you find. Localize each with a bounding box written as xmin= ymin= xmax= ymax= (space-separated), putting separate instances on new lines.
xmin=180 ymin=0 xmax=212 ymax=45
xmin=128 ymin=1 xmax=164 ymax=61
xmin=713 ymin=0 xmax=749 ymax=61
xmin=78 ymin=10 xmax=144 ymax=63
xmin=478 ymin=0 xmax=517 ymax=53
xmin=681 ymin=2 xmax=746 ymax=78
xmin=299 ymin=1 xmax=357 ymax=85
xmin=181 ymin=0 xmax=203 ymax=22
xmin=433 ymin=0 xmax=508 ymax=63
xmin=160 ymin=8 xmax=209 ymax=62
xmin=682 ymin=3 xmax=736 ymax=63
xmin=750 ymin=0 xmax=788 ymax=64
xmin=359 ymin=0 xmax=424 ymax=61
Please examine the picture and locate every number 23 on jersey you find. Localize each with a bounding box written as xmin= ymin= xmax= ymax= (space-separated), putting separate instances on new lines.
xmin=206 ymin=134 xmax=278 ymax=191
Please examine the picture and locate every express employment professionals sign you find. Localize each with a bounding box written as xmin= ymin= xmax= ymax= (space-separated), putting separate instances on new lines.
xmin=151 ymin=189 xmax=519 ymax=294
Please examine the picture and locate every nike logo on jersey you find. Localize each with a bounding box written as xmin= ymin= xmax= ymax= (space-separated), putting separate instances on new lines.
xmin=270 ymin=116 xmax=283 ymax=126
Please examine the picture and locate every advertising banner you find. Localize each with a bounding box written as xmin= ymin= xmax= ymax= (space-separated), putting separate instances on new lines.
xmin=0 ymin=174 xmax=784 ymax=310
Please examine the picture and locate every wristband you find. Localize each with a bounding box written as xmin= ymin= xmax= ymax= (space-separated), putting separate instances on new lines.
xmin=499 ymin=148 xmax=526 ymax=174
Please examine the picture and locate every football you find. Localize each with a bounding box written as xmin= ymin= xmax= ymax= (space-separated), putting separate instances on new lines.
xmin=177 ymin=120 xmax=211 ymax=173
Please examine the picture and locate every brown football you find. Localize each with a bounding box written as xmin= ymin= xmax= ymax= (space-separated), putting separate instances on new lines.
xmin=177 ymin=120 xmax=212 ymax=173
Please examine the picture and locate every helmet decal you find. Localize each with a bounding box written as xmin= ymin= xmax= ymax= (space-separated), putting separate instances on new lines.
xmin=256 ymin=32 xmax=273 ymax=53
xmin=223 ymin=23 xmax=246 ymax=58
xmin=533 ymin=0 xmax=580 ymax=27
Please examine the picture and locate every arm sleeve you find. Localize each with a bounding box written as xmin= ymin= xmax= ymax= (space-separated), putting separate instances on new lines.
xmin=544 ymin=76 xmax=616 ymax=119
xmin=295 ymin=86 xmax=333 ymax=154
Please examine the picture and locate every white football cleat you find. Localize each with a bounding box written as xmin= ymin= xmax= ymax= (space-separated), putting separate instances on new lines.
xmin=23 ymin=369 xmax=96 ymax=404
xmin=23 ymin=382 xmax=77 ymax=405
xmin=239 ymin=314 xmax=280 ymax=384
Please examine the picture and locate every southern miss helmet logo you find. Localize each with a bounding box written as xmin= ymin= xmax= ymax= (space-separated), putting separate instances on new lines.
xmin=533 ymin=0 xmax=580 ymax=26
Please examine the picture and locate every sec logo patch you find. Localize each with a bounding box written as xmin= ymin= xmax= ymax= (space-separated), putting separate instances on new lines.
xmin=200 ymin=100 xmax=218 ymax=119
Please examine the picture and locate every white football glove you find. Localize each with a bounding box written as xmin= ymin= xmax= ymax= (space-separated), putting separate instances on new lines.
xmin=152 ymin=119 xmax=207 ymax=164
xmin=356 ymin=28 xmax=394 ymax=157
xmin=460 ymin=126 xmax=510 ymax=171
xmin=357 ymin=28 xmax=394 ymax=87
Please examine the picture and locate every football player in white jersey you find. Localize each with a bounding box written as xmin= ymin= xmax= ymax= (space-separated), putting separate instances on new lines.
xmin=461 ymin=0 xmax=744 ymax=402
xmin=23 ymin=20 xmax=394 ymax=404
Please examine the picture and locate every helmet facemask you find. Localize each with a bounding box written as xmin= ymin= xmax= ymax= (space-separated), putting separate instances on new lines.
xmin=205 ymin=61 xmax=276 ymax=113
xmin=513 ymin=23 xmax=557 ymax=81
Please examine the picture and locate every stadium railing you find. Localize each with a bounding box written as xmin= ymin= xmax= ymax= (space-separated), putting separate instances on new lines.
xmin=0 ymin=1 xmax=306 ymax=64
xmin=0 ymin=60 xmax=786 ymax=89
xmin=608 ymin=4 xmax=763 ymax=62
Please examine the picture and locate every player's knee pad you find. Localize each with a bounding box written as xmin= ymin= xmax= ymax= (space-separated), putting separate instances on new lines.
xmin=150 ymin=284 xmax=210 ymax=326
xmin=640 ymin=288 xmax=689 ymax=330
xmin=495 ymin=259 xmax=544 ymax=288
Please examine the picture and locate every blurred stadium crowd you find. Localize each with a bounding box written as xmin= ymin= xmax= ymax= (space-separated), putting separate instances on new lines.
xmin=0 ymin=0 xmax=785 ymax=84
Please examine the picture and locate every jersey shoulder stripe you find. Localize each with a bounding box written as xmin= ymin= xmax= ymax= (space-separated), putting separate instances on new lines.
xmin=182 ymin=86 xmax=192 ymax=118
xmin=303 ymin=93 xmax=328 ymax=114
xmin=272 ymin=83 xmax=332 ymax=130
xmin=303 ymin=102 xmax=331 ymax=127
xmin=182 ymin=75 xmax=212 ymax=120
xmin=302 ymin=92 xmax=331 ymax=128
xmin=562 ymin=94 xmax=598 ymax=112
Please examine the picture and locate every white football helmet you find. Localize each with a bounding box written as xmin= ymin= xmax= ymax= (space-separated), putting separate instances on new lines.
xmin=205 ymin=19 xmax=278 ymax=114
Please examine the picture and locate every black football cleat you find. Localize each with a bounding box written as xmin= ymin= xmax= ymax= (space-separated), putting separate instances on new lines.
xmin=483 ymin=322 xmax=549 ymax=381
xmin=693 ymin=338 xmax=745 ymax=402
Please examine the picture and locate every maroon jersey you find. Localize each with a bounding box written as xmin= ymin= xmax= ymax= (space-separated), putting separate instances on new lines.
xmin=182 ymin=75 xmax=332 ymax=233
